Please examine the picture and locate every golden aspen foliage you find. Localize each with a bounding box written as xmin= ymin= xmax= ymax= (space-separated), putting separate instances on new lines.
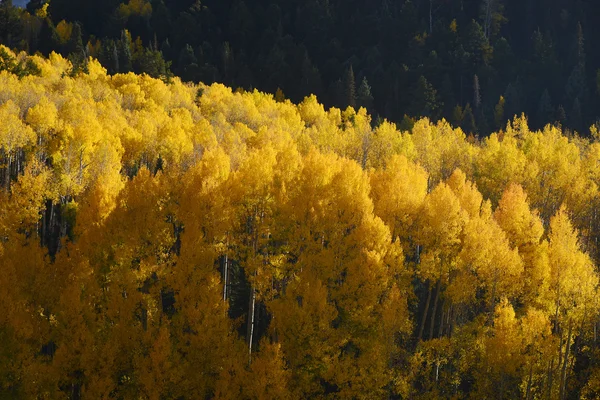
xmin=411 ymin=118 xmax=475 ymax=187
xmin=1 ymin=47 xmax=600 ymax=399
xmin=369 ymin=154 xmax=428 ymax=247
xmin=245 ymin=341 xmax=294 ymax=400
xmin=55 ymin=20 xmax=73 ymax=44
xmin=494 ymin=184 xmax=551 ymax=309
xmin=474 ymin=129 xmax=528 ymax=205
xmin=367 ymin=120 xmax=417 ymax=168
xmin=520 ymin=123 xmax=584 ymax=222
xmin=417 ymin=182 xmax=467 ymax=284
xmin=463 ymin=205 xmax=523 ymax=298
xmin=471 ymin=299 xmax=524 ymax=398
xmin=547 ymin=206 xmax=598 ymax=324
xmin=446 ymin=168 xmax=483 ymax=218
xmin=452 ymin=172 xmax=523 ymax=307
xmin=297 ymin=95 xmax=345 ymax=154
xmin=268 ymin=272 xmax=338 ymax=398
xmin=0 ymin=100 xmax=36 ymax=154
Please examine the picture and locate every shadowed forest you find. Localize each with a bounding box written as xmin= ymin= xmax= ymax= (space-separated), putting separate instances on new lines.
xmin=0 ymin=46 xmax=600 ymax=398
xmin=2 ymin=0 xmax=600 ymax=136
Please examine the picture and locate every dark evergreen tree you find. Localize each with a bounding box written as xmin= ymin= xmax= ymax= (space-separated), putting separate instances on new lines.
xmin=118 ymin=29 xmax=133 ymax=73
xmin=461 ymin=103 xmax=477 ymax=134
xmin=473 ymin=74 xmax=481 ymax=110
xmin=0 ymin=0 xmax=22 ymax=48
xmin=328 ymin=79 xmax=345 ymax=108
xmin=98 ymin=39 xmax=118 ymax=74
xmin=357 ymin=76 xmax=374 ymax=114
xmin=556 ymin=104 xmax=567 ymax=127
xmin=452 ymin=104 xmax=464 ymax=127
xmin=344 ymin=65 xmax=356 ymax=109
xmin=410 ymin=75 xmax=441 ymax=119
xmin=300 ymin=51 xmax=322 ymax=99
xmin=571 ymin=97 xmax=583 ymax=133
xmin=536 ymin=89 xmax=553 ymax=129
xmin=177 ymin=43 xmax=199 ymax=82
xmin=67 ymin=22 xmax=87 ymax=72
xmin=504 ymin=83 xmax=521 ymax=121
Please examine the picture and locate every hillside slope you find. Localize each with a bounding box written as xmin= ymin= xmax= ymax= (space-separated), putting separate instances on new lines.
xmin=1 ymin=47 xmax=600 ymax=399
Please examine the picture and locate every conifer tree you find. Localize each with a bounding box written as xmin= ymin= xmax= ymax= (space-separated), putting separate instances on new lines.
xmin=344 ymin=65 xmax=356 ymax=109
xmin=357 ymin=76 xmax=374 ymax=114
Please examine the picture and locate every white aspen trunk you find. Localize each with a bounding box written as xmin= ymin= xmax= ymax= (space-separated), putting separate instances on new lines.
xmin=247 ymin=284 xmax=256 ymax=365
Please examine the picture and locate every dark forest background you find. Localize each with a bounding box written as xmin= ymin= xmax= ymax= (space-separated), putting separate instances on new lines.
xmin=2 ymin=0 xmax=600 ymax=135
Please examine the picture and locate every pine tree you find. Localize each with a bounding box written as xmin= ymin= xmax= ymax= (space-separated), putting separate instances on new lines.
xmin=503 ymin=83 xmax=521 ymax=121
xmin=452 ymin=104 xmax=464 ymax=128
xmin=300 ymin=51 xmax=322 ymax=98
xmin=344 ymin=65 xmax=356 ymax=109
xmin=473 ymin=74 xmax=481 ymax=110
xmin=177 ymin=44 xmax=198 ymax=82
xmin=536 ymin=89 xmax=553 ymax=129
xmin=67 ymin=22 xmax=87 ymax=72
xmin=570 ymin=97 xmax=583 ymax=133
xmin=118 ymin=30 xmax=133 ymax=73
xmin=410 ymin=75 xmax=441 ymax=119
xmin=357 ymin=76 xmax=374 ymax=114
xmin=494 ymin=96 xmax=505 ymax=130
xmin=461 ymin=103 xmax=477 ymax=134
xmin=556 ymin=104 xmax=567 ymax=126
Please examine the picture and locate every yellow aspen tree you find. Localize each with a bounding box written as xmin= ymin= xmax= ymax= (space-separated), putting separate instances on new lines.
xmin=474 ymin=130 xmax=528 ymax=205
xmin=367 ymin=120 xmax=417 ymax=168
xmin=547 ymin=206 xmax=599 ymax=399
xmin=416 ymin=182 xmax=468 ymax=341
xmin=0 ymin=100 xmax=36 ymax=190
xmin=369 ymin=154 xmax=428 ymax=248
xmin=274 ymin=150 xmax=410 ymax=398
xmin=459 ymin=200 xmax=523 ymax=313
xmin=494 ymin=184 xmax=551 ymax=309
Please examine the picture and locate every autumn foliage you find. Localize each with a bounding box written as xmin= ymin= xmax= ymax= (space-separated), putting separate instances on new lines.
xmin=1 ymin=47 xmax=600 ymax=399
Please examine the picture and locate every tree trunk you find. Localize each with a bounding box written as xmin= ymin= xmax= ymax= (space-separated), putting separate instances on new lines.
xmin=5 ymin=152 xmax=11 ymax=190
xmin=222 ymin=254 xmax=228 ymax=302
xmin=546 ymin=357 xmax=554 ymax=400
xmin=594 ymin=317 xmax=598 ymax=349
xmin=526 ymin=363 xmax=533 ymax=400
xmin=429 ymin=279 xmax=441 ymax=340
xmin=247 ymin=283 xmax=256 ymax=365
xmin=417 ymin=282 xmax=432 ymax=342
xmin=558 ymin=328 xmax=564 ymax=376
xmin=488 ymin=280 xmax=497 ymax=325
xmin=437 ymin=299 xmax=445 ymax=338
xmin=429 ymin=0 xmax=433 ymax=34
xmin=559 ymin=320 xmax=573 ymax=400
xmin=484 ymin=0 xmax=492 ymax=38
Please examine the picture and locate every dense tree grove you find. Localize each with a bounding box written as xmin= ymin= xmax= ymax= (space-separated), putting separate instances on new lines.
xmin=3 ymin=0 xmax=600 ymax=135
xmin=1 ymin=47 xmax=600 ymax=399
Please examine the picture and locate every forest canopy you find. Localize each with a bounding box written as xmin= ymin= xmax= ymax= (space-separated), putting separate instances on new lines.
xmin=1 ymin=46 xmax=600 ymax=399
